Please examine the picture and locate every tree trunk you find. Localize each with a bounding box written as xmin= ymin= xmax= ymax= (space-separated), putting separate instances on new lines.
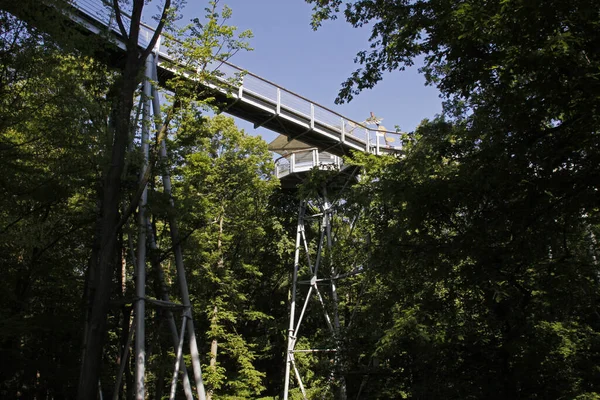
xmin=207 ymin=304 xmax=219 ymax=400
xmin=76 ymin=1 xmax=173 ymax=397
xmin=207 ymin=210 xmax=225 ymax=400
xmin=77 ymin=24 xmax=144 ymax=400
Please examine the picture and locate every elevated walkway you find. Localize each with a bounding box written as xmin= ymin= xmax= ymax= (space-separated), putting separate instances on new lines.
xmin=2 ymin=0 xmax=403 ymax=158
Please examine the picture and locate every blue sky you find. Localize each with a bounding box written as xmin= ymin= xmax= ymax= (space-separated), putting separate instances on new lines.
xmin=158 ymin=0 xmax=443 ymax=143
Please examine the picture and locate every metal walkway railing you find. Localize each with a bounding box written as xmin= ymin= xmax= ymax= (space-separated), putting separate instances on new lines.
xmin=73 ymin=0 xmax=403 ymax=155
xmin=275 ymin=149 xmax=343 ymax=179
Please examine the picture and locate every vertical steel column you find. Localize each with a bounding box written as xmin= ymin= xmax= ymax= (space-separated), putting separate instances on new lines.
xmin=134 ymin=53 xmax=153 ymax=400
xmin=169 ymin=314 xmax=188 ymax=400
xmin=151 ymin=57 xmax=206 ymax=400
xmin=149 ymin=60 xmax=195 ymax=400
xmin=147 ymin=224 xmax=194 ymax=400
xmin=323 ymin=189 xmax=347 ymax=399
xmin=112 ymin=316 xmax=136 ymax=400
xmin=284 ymin=202 xmax=306 ymax=400
xmin=282 ymin=188 xmax=358 ymax=399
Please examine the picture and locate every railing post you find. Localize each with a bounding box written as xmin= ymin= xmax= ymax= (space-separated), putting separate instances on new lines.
xmin=277 ymin=88 xmax=281 ymax=115
xmin=365 ymin=128 xmax=371 ymax=153
xmin=312 ymin=149 xmax=318 ymax=167
xmin=290 ymin=153 xmax=296 ymax=173
xmin=238 ymin=75 xmax=244 ymax=99
xmin=310 ymin=104 xmax=315 ymax=130
xmin=154 ymin=34 xmax=161 ymax=55
xmin=340 ymin=117 xmax=345 ymax=144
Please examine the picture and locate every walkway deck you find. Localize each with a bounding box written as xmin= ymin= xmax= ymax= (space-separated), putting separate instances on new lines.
xmin=3 ymin=0 xmax=403 ymax=157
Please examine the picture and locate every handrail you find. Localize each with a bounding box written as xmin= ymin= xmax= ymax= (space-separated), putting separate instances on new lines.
xmin=72 ymin=0 xmax=404 ymax=153
xmin=273 ymin=148 xmax=319 ymax=163
xmin=274 ymin=148 xmax=342 ymax=179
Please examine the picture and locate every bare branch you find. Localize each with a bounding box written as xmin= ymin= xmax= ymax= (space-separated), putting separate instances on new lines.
xmin=111 ymin=0 xmax=129 ymax=40
xmin=127 ymin=0 xmax=145 ymax=51
xmin=141 ymin=0 xmax=172 ymax=61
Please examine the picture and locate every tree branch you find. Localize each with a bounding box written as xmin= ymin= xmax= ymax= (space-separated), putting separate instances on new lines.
xmin=123 ymin=0 xmax=144 ymax=55
xmin=111 ymin=0 xmax=129 ymax=40
xmin=114 ymin=107 xmax=174 ymax=235
xmin=141 ymin=0 xmax=172 ymax=61
xmin=158 ymin=226 xmax=201 ymax=263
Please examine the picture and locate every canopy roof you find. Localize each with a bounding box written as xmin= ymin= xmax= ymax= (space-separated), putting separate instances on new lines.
xmin=268 ymin=135 xmax=314 ymax=156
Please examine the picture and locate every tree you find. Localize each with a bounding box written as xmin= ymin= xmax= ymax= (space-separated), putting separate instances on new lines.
xmin=304 ymin=0 xmax=600 ymax=398
xmin=343 ymin=115 xmax=600 ymax=398
xmin=1 ymin=0 xmax=259 ymax=397
xmin=0 ymin=9 xmax=111 ymax=398
xmin=174 ymin=114 xmax=279 ymax=398
xmin=78 ymin=1 xmax=175 ymax=397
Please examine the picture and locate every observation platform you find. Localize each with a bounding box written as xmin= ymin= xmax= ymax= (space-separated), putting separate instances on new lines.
xmin=268 ymin=135 xmax=359 ymax=189
xmin=0 ymin=0 xmax=404 ymax=161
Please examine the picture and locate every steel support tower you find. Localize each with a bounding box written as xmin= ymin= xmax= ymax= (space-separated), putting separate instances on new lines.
xmin=279 ymin=168 xmax=368 ymax=400
xmin=109 ymin=53 xmax=207 ymax=400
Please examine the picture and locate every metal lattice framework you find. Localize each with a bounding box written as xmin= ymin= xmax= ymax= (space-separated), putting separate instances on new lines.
xmin=128 ymin=54 xmax=207 ymax=400
xmin=283 ymin=178 xmax=371 ymax=400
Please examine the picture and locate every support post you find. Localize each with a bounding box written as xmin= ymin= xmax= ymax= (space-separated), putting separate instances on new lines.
xmin=133 ymin=53 xmax=153 ymax=400
xmin=148 ymin=61 xmax=195 ymax=400
xmin=283 ymin=188 xmax=356 ymax=399
xmin=323 ymin=189 xmax=347 ymax=399
xmin=284 ymin=202 xmax=306 ymax=400
xmin=147 ymin=222 xmax=194 ymax=400
xmin=169 ymin=314 xmax=188 ymax=400
xmin=112 ymin=316 xmax=136 ymax=400
xmin=151 ymin=58 xmax=206 ymax=400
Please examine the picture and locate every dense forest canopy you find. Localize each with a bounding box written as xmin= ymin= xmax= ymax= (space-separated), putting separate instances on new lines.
xmin=307 ymin=0 xmax=600 ymax=398
xmin=1 ymin=0 xmax=600 ymax=399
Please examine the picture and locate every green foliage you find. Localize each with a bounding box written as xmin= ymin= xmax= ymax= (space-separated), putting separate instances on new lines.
xmin=343 ymin=114 xmax=600 ymax=398
xmin=308 ymin=0 xmax=600 ymax=114
xmin=168 ymin=114 xmax=280 ymax=398
xmin=161 ymin=0 xmax=252 ymax=113
xmin=0 ymin=1 xmax=283 ymax=398
xmin=0 ymin=10 xmax=111 ymax=398
xmin=305 ymin=0 xmax=600 ymax=398
xmin=5 ymin=0 xmax=600 ymax=398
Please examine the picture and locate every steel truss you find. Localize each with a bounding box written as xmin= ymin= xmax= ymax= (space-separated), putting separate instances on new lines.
xmin=284 ymin=185 xmax=364 ymax=400
xmin=111 ymin=53 xmax=207 ymax=400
